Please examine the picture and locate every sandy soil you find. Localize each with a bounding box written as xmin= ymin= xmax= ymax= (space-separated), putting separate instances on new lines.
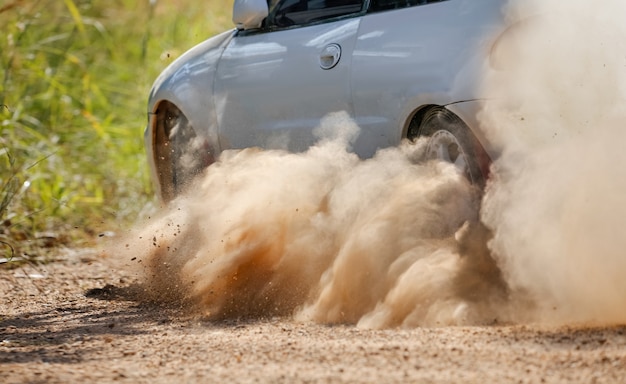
xmin=1 ymin=249 xmax=626 ymax=384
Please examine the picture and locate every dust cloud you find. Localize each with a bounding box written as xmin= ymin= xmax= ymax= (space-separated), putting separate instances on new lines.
xmin=122 ymin=112 xmax=508 ymax=328
xmin=480 ymin=0 xmax=626 ymax=324
xmin=120 ymin=0 xmax=626 ymax=328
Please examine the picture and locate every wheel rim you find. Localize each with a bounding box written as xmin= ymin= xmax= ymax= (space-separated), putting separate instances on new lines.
xmin=426 ymin=130 xmax=470 ymax=179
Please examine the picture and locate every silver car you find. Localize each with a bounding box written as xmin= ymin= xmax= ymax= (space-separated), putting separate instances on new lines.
xmin=145 ymin=0 xmax=507 ymax=200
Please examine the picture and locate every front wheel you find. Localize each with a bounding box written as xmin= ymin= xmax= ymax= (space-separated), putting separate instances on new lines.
xmin=155 ymin=102 xmax=213 ymax=200
xmin=412 ymin=107 xmax=489 ymax=188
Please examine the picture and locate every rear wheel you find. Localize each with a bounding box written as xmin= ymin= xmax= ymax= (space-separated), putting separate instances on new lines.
xmin=411 ymin=107 xmax=489 ymax=188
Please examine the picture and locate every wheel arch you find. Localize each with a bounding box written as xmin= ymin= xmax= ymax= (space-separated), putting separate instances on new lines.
xmin=402 ymin=101 xmax=495 ymax=156
xmin=403 ymin=104 xmax=440 ymax=141
xmin=402 ymin=103 xmax=492 ymax=185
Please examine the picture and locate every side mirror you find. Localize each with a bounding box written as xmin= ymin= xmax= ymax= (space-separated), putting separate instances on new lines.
xmin=233 ymin=0 xmax=269 ymax=30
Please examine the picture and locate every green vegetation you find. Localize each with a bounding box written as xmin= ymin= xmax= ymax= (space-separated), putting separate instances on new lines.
xmin=0 ymin=0 xmax=233 ymax=259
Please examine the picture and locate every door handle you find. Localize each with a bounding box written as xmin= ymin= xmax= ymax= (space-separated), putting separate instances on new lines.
xmin=320 ymin=44 xmax=341 ymax=70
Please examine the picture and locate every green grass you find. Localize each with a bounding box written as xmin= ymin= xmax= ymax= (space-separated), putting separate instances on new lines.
xmin=0 ymin=0 xmax=233 ymax=260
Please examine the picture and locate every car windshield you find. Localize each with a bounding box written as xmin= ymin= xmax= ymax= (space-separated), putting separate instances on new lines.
xmin=268 ymin=0 xmax=363 ymax=27
xmin=268 ymin=0 xmax=363 ymax=14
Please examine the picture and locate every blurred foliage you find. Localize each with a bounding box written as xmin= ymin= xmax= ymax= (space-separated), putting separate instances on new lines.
xmin=0 ymin=0 xmax=233 ymax=260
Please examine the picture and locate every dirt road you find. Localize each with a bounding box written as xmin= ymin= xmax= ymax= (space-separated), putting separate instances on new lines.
xmin=1 ymin=249 xmax=625 ymax=383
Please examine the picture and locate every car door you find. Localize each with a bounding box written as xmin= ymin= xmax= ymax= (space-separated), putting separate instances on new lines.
xmin=214 ymin=0 xmax=364 ymax=153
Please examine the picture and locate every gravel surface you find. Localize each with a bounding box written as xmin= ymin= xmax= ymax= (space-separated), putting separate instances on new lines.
xmin=1 ymin=249 xmax=626 ymax=383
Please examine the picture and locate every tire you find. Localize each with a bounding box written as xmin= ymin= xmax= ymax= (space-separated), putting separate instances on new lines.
xmin=159 ymin=102 xmax=211 ymax=198
xmin=414 ymin=107 xmax=489 ymax=188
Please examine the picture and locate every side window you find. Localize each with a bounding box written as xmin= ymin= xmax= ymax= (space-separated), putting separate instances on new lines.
xmin=271 ymin=0 xmax=363 ymax=28
xmin=369 ymin=0 xmax=445 ymax=12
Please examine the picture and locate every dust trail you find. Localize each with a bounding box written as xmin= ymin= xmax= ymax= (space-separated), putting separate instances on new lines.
xmin=480 ymin=0 xmax=626 ymax=324
xmin=121 ymin=0 xmax=626 ymax=328
xmin=121 ymin=112 xmax=507 ymax=328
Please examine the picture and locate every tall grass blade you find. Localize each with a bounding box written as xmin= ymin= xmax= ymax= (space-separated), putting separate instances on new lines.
xmin=62 ymin=0 xmax=86 ymax=36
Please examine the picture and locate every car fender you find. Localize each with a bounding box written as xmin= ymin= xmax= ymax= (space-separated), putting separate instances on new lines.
xmin=144 ymin=30 xmax=236 ymax=196
xmin=144 ymin=30 xmax=236 ymax=195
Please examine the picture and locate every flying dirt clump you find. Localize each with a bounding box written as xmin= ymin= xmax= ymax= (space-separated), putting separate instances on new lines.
xmin=120 ymin=112 xmax=508 ymax=328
